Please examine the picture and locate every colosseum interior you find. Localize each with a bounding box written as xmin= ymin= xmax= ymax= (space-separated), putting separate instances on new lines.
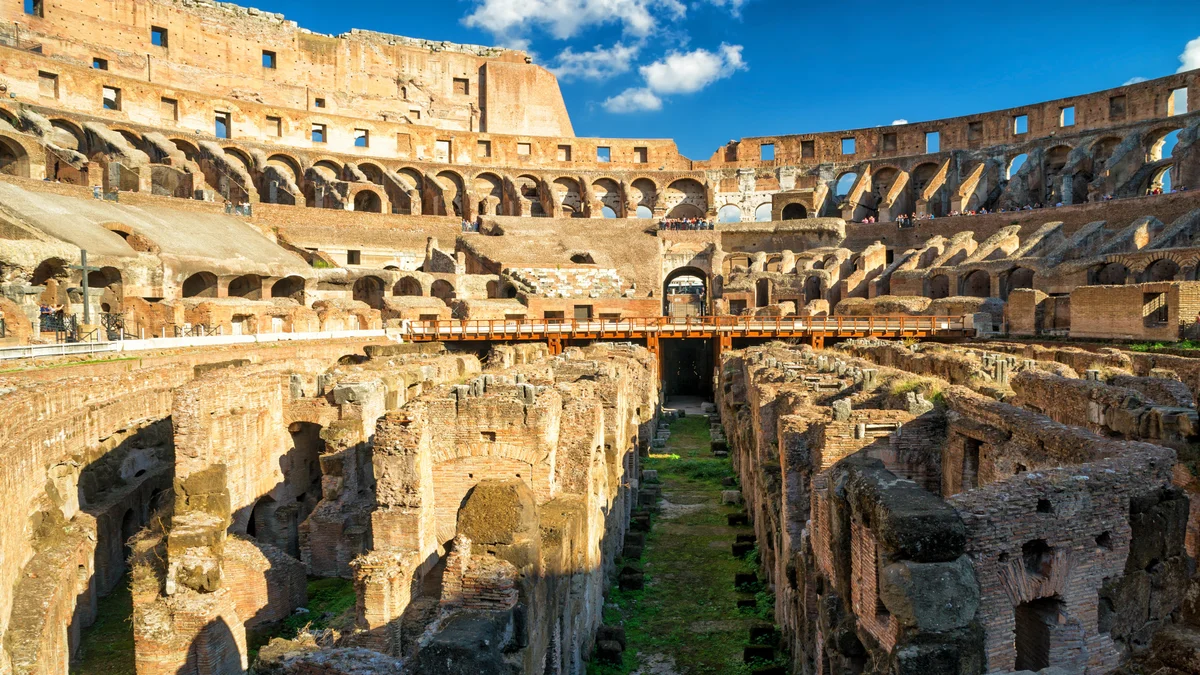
xmin=2 ymin=1 xmax=1200 ymax=674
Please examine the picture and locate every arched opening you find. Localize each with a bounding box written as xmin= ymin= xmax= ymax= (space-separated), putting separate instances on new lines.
xmin=717 ymin=205 xmax=742 ymax=223
xmin=961 ymin=270 xmax=991 ymax=298
xmin=754 ymin=203 xmax=774 ymax=222
xmin=592 ymin=177 xmax=622 ymax=217
xmin=120 ymin=508 xmax=137 ymax=561
xmin=353 ymin=190 xmax=382 ymax=213
xmin=353 ymin=276 xmax=386 ymax=309
xmin=182 ymin=272 xmax=218 ymax=298
xmin=929 ymin=274 xmax=950 ymax=299
xmin=803 ymin=276 xmax=822 ymax=305
xmin=1149 ymin=163 xmax=1174 ymax=194
xmin=663 ymin=267 xmax=708 ymax=318
xmin=630 ymin=178 xmax=657 ymax=217
xmin=436 ymin=171 xmax=465 ymax=217
xmin=394 ymin=276 xmax=422 ymax=296
xmin=1142 ymin=258 xmax=1180 ymax=282
xmin=552 ymin=177 xmax=584 ymax=218
xmin=781 ymin=203 xmax=807 ymax=220
xmin=1007 ymin=154 xmax=1029 ymax=180
xmin=601 ymin=206 xmax=617 ymax=218
xmin=636 ymin=205 xmax=653 ymax=219
xmin=171 ymin=138 xmax=201 ymax=162
xmin=227 ymin=274 xmax=263 ymax=300
xmin=1014 ymin=596 xmax=1064 ymax=672
xmin=1005 ymin=268 xmax=1035 ymax=298
xmin=570 ymin=253 xmax=595 ymax=264
xmin=0 ymin=137 xmax=28 ymax=177
xmin=357 ymin=162 xmax=386 ymax=185
xmin=50 ymin=120 xmax=86 ymax=152
xmin=835 ymin=173 xmax=858 ymax=198
xmin=1148 ymin=129 xmax=1181 ymax=162
xmin=1093 ymin=262 xmax=1128 ymax=285
xmin=431 ymin=280 xmax=455 ymax=303
xmin=666 ymin=203 xmax=705 ymax=219
xmin=474 ymin=173 xmax=504 ymax=216
xmin=246 ymin=495 xmax=277 ymax=540
xmin=665 ymin=178 xmax=707 ymax=216
xmin=271 ymin=276 xmax=305 ymax=303
xmin=755 ymin=278 xmax=771 ymax=307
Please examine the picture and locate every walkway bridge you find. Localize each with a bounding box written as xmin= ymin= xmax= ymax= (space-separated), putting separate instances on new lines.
xmin=402 ymin=315 xmax=975 ymax=370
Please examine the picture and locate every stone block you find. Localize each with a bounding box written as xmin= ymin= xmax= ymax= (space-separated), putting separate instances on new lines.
xmin=721 ymin=490 xmax=742 ymax=505
xmin=878 ymin=556 xmax=978 ymax=632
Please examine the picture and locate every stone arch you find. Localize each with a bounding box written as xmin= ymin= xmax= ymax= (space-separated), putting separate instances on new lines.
xmin=1004 ymin=267 xmax=1035 ymax=298
xmin=394 ymin=276 xmax=423 ymax=296
xmin=663 ymin=266 xmax=708 ymax=317
xmin=266 ymin=154 xmax=302 ymax=183
xmin=246 ymin=495 xmax=277 ymax=539
xmin=552 ymin=177 xmax=584 ymax=218
xmin=803 ymin=275 xmax=822 ymax=304
xmin=170 ymin=138 xmax=201 ymax=162
xmin=353 ymin=189 xmax=383 ymax=213
xmin=474 ymin=172 xmax=504 ymax=216
xmin=357 ymin=162 xmax=387 ymax=185
xmin=516 ymin=174 xmax=546 ymax=217
xmin=49 ymin=119 xmax=86 ymax=152
xmin=781 ymin=203 xmax=807 ymax=220
xmin=1147 ymin=127 xmax=1183 ymax=162
xmin=630 ymin=177 xmax=658 ymax=216
xmin=0 ymin=106 xmax=19 ymax=129
xmin=755 ymin=278 xmax=771 ymax=307
xmin=222 ymin=146 xmax=255 ymax=174
xmin=929 ymin=274 xmax=950 ymax=299
xmin=1007 ymin=153 xmax=1029 ymax=180
xmin=717 ymin=204 xmax=742 ymax=223
xmin=431 ymin=279 xmax=455 ymax=303
xmin=591 ymin=177 xmax=623 ymax=217
xmin=1092 ymin=261 xmax=1129 ymax=285
xmin=271 ymin=276 xmax=306 ymax=303
xmin=1142 ymin=258 xmax=1180 ymax=282
xmin=754 ymin=203 xmax=774 ymax=221
xmin=1148 ymin=163 xmax=1175 ymax=194
xmin=835 ymin=172 xmax=858 ymax=198
xmin=436 ymin=170 xmax=465 ymax=217
xmin=394 ymin=167 xmax=424 ymax=215
xmin=227 ymin=274 xmax=263 ymax=299
xmin=311 ymin=159 xmax=342 ymax=180
xmin=0 ymin=136 xmax=29 ymax=177
xmin=182 ymin=272 xmax=218 ymax=298
xmin=1090 ymin=136 xmax=1123 ymax=173
xmin=664 ymin=178 xmax=707 ymax=216
xmin=960 ymin=270 xmax=991 ymax=298
xmin=353 ymin=276 xmax=387 ymax=309
xmin=115 ymin=128 xmax=146 ymax=153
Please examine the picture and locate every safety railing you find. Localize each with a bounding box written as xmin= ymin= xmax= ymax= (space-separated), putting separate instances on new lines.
xmin=402 ymin=315 xmax=969 ymax=340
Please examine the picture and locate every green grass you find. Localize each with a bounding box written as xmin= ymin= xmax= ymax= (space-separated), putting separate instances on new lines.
xmin=71 ymin=575 xmax=135 ymax=675
xmin=0 ymin=356 xmax=139 ymax=374
xmin=1129 ymin=339 xmax=1200 ymax=352
xmin=588 ymin=415 xmax=788 ymax=674
xmin=248 ymin=576 xmax=357 ymax=662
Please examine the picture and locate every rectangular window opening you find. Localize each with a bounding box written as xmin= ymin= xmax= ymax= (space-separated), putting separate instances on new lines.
xmin=102 ymin=86 xmax=121 ymax=111
xmin=311 ymin=123 xmax=326 ymax=144
xmin=347 ymin=250 xmax=361 ymax=265
xmin=1013 ymin=114 xmax=1028 ymax=135
xmin=760 ymin=143 xmax=775 ymax=161
xmin=962 ymin=437 xmax=981 ymax=490
xmin=597 ymin=146 xmax=611 ymax=162
xmin=313 ymin=97 xmax=326 ymax=109
xmin=435 ymin=139 xmax=452 ymax=162
xmin=925 ymin=131 xmax=940 ymax=153
xmin=1109 ymin=95 xmax=1127 ymax=120
xmin=634 ymin=146 xmax=648 ymax=163
xmin=354 ymin=129 xmax=369 ymax=148
xmin=968 ymin=121 xmax=984 ymax=141
xmin=150 ymin=26 xmax=168 ymax=48
xmin=573 ymin=305 xmax=593 ymax=320
xmin=1143 ymin=292 xmax=1169 ymax=326
xmin=92 ymin=57 xmax=108 ymax=70
xmin=408 ymin=108 xmax=421 ymax=120
xmin=841 ymin=137 xmax=856 ymax=155
xmin=160 ymin=97 xmax=178 ymax=122
xmin=266 ymin=115 xmax=281 ymax=137
xmin=23 ymin=0 xmax=43 ymax=17
xmin=37 ymin=71 xmax=57 ymax=98
xmin=477 ymin=140 xmax=492 ymax=157
xmin=262 ymin=50 xmax=277 ymax=69
xmin=215 ymin=111 xmax=231 ymax=139
xmin=1169 ymin=87 xmax=1189 ymax=116
xmin=453 ymin=78 xmax=470 ymax=95
xmin=801 ymin=140 xmax=815 ymax=158
xmin=1060 ymin=105 xmax=1075 ymax=127
xmin=882 ymin=133 xmax=897 ymax=153
xmin=557 ymin=144 xmax=572 ymax=162
xmin=517 ymin=142 xmax=532 ymax=156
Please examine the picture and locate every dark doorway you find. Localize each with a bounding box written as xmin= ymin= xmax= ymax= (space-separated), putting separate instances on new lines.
xmin=1015 ymin=596 xmax=1064 ymax=671
xmin=661 ymin=338 xmax=712 ymax=399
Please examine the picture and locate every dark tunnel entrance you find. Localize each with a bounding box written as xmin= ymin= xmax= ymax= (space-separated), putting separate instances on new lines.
xmin=661 ymin=338 xmax=713 ymax=399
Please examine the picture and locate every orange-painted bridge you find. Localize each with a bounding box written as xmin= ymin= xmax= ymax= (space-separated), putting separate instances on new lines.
xmin=402 ymin=315 xmax=974 ymax=359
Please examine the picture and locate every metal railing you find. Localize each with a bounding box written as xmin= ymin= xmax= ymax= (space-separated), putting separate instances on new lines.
xmin=401 ymin=315 xmax=969 ymax=341
xmin=173 ymin=324 xmax=222 ymax=338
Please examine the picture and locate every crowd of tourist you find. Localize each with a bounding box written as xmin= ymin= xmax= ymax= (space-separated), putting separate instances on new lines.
xmin=461 ymin=218 xmax=482 ymax=232
xmin=659 ymin=218 xmax=714 ymax=230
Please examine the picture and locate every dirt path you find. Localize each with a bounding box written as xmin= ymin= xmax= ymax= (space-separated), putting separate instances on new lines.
xmin=591 ymin=415 xmax=779 ymax=675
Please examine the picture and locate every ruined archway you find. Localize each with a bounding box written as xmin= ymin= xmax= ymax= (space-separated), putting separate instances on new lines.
xmin=431 ymin=280 xmax=455 ymax=303
xmin=227 ymin=274 xmax=263 ymax=299
xmin=353 ymin=276 xmax=387 ymax=309
xmin=1142 ymin=258 xmax=1180 ymax=282
xmin=961 ymin=270 xmax=991 ymax=298
xmin=182 ymin=272 xmax=218 ymax=298
xmin=353 ymin=190 xmax=382 ymax=213
xmin=664 ymin=178 xmax=706 ymax=216
xmin=781 ymin=203 xmax=807 ymax=220
xmin=271 ymin=276 xmax=305 ymax=303
xmin=394 ymin=276 xmax=423 ymax=296
xmin=929 ymin=274 xmax=950 ymax=299
xmin=717 ymin=205 xmax=742 ymax=223
xmin=663 ymin=266 xmax=708 ymax=318
xmin=1093 ymin=262 xmax=1128 ymax=285
xmin=0 ymin=137 xmax=29 ymax=177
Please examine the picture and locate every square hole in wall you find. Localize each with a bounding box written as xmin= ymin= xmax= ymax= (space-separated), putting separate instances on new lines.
xmin=92 ymin=57 xmax=108 ymax=70
xmin=477 ymin=140 xmax=491 ymax=157
xmin=354 ymin=129 xmax=369 ymax=148
xmin=262 ymin=50 xmax=276 ymax=69
xmin=760 ymin=143 xmax=775 ymax=161
xmin=160 ymin=97 xmax=178 ymax=122
xmin=24 ymin=0 xmax=43 ymax=17
xmin=347 ymin=250 xmax=361 ymax=265
xmin=597 ymin=146 xmax=611 ymax=162
xmin=1143 ymin=292 xmax=1168 ymax=326
xmin=1109 ymin=95 xmax=1127 ymax=120
xmin=102 ymin=86 xmax=121 ymax=111
xmin=801 ymin=140 xmax=815 ymax=158
xmin=882 ymin=133 xmax=897 ymax=153
xmin=265 ymin=115 xmax=281 ymax=136
xmin=925 ymin=131 xmax=940 ymax=153
xmin=1059 ymin=106 xmax=1075 ymax=127
xmin=311 ymin=123 xmax=326 ymax=143
xmin=435 ymin=139 xmax=452 ymax=162
xmin=1169 ymin=87 xmax=1189 ymax=116
xmin=453 ymin=78 xmax=469 ymax=95
xmin=1013 ymin=114 xmax=1028 ymax=135
xmin=557 ymin=144 xmax=572 ymax=161
xmin=150 ymin=26 xmax=168 ymax=48
xmin=967 ymin=121 xmax=983 ymax=141
xmin=215 ymin=111 xmax=231 ymax=139
xmin=408 ymin=108 xmax=421 ymax=120
xmin=634 ymin=146 xmax=647 ymax=163
xmin=517 ymin=142 xmax=532 ymax=156
xmin=37 ymin=71 xmax=57 ymax=98
xmin=313 ymin=97 xmax=325 ymax=109
xmin=841 ymin=137 xmax=856 ymax=155
xmin=480 ymin=431 xmax=496 ymax=441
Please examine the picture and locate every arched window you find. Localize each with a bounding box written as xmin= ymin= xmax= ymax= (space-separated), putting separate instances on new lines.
xmin=754 ymin=203 xmax=773 ymax=222
xmin=1007 ymin=154 xmax=1028 ymax=179
xmin=781 ymin=203 xmax=807 ymax=220
xmin=717 ymin=205 xmax=742 ymax=223
xmin=835 ymin=173 xmax=858 ymax=198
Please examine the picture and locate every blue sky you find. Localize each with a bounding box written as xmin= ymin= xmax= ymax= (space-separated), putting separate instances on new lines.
xmin=250 ymin=0 xmax=1200 ymax=159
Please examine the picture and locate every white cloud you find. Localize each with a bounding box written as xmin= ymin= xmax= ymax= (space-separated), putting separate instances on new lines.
xmin=1179 ymin=36 xmax=1200 ymax=73
xmin=1124 ymin=76 xmax=1148 ymax=85
xmin=550 ymin=43 xmax=641 ymax=80
xmin=892 ymin=119 xmax=908 ymax=125
xmin=463 ymin=0 xmax=685 ymax=42
xmin=703 ymin=0 xmax=750 ymax=17
xmin=603 ymin=87 xmax=663 ymax=113
xmin=640 ymin=44 xmax=746 ymax=95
